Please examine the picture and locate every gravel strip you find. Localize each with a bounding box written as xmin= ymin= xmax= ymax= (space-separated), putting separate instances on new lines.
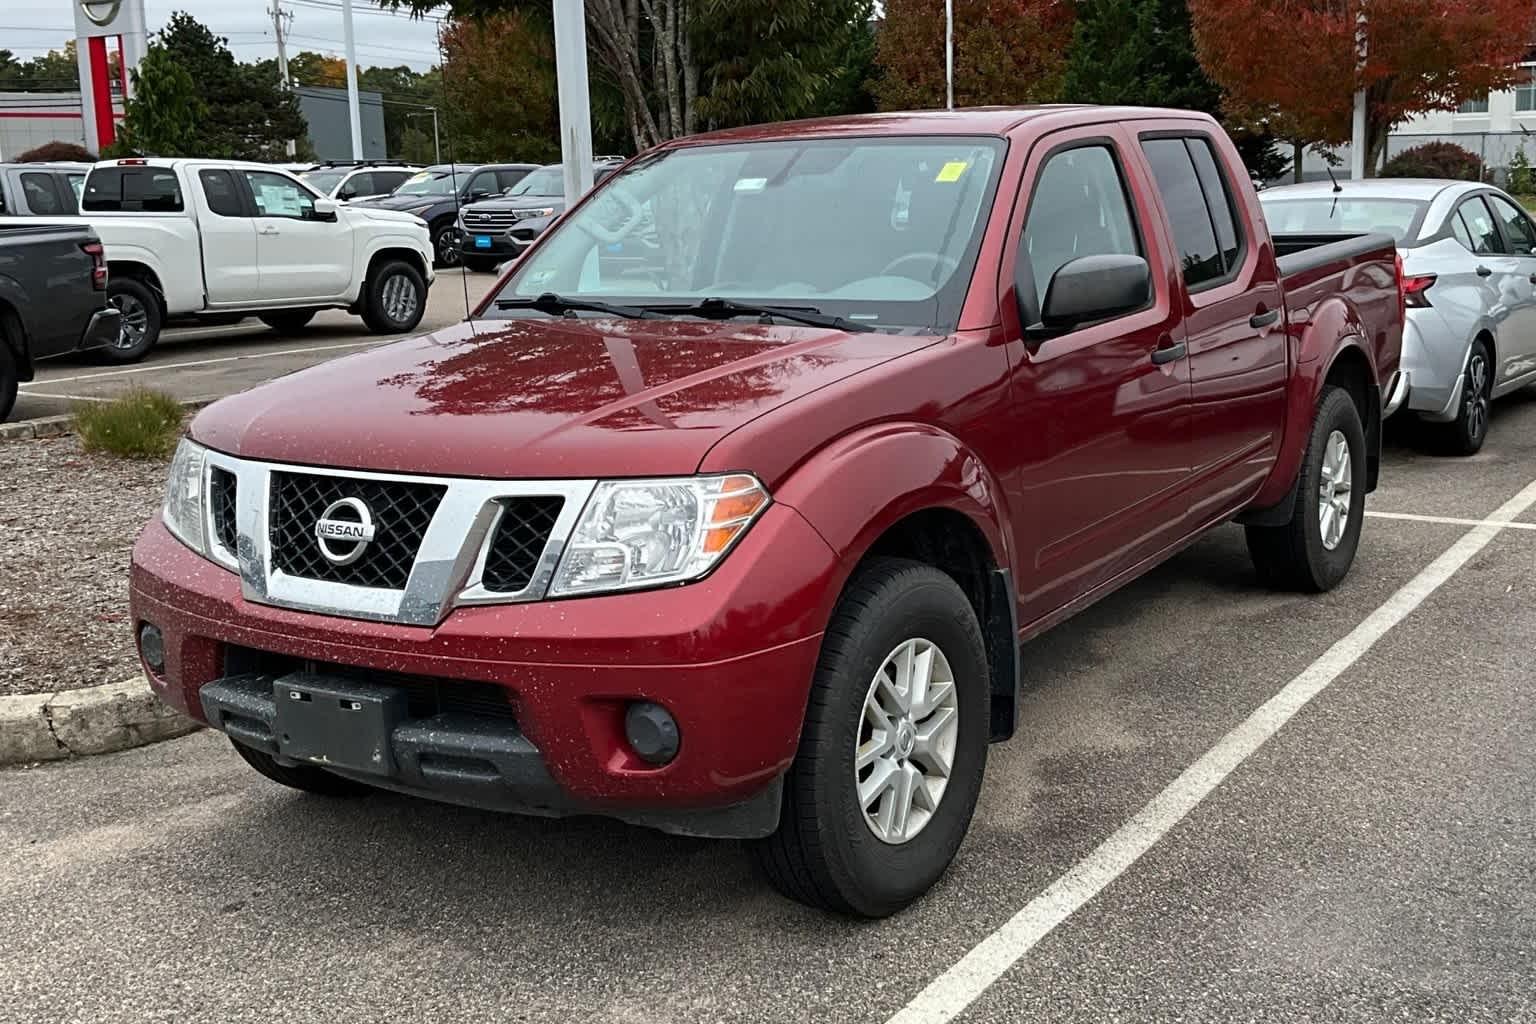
xmin=0 ymin=436 xmax=166 ymax=697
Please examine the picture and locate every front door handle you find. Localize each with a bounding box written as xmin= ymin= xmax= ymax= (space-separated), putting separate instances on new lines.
xmin=1250 ymin=308 xmax=1280 ymax=329
xmin=1151 ymin=341 xmax=1187 ymax=365
xmin=259 ymin=225 xmax=281 ymax=236
xmin=1476 ymin=265 xmax=1493 ymax=277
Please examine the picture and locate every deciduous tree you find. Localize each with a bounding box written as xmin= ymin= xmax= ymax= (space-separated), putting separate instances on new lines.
xmin=1190 ymin=0 xmax=1536 ymax=174
xmin=439 ymin=11 xmax=561 ymax=162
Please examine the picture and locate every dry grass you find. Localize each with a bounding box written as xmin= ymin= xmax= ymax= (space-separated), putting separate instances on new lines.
xmin=73 ymin=388 xmax=185 ymax=459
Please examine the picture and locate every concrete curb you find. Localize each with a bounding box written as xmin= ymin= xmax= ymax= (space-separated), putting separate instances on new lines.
xmin=0 ymin=676 xmax=201 ymax=767
xmin=0 ymin=396 xmax=219 ymax=442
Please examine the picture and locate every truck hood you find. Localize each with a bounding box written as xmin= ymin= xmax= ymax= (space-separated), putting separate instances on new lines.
xmin=348 ymin=206 xmax=431 ymax=229
xmin=350 ymin=193 xmax=445 ymax=213
xmin=191 ymin=317 xmax=934 ymax=479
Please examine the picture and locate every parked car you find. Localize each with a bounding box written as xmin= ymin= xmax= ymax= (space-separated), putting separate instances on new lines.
xmin=456 ymin=159 xmax=625 ymax=272
xmin=299 ymin=161 xmax=421 ymax=204
xmin=74 ymin=158 xmax=434 ymax=362
xmin=130 ymin=107 xmax=1403 ymax=917
xmin=1262 ymin=179 xmax=1536 ymax=454
xmin=0 ymin=221 xmax=119 ymax=419
xmin=0 ymin=162 xmax=89 ymax=216
xmin=350 ymin=163 xmax=539 ymax=267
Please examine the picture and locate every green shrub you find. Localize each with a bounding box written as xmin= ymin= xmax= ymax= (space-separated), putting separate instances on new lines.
xmin=73 ymin=388 xmax=184 ymax=459
xmin=1509 ymin=146 xmax=1534 ymax=197
xmin=1381 ymin=141 xmax=1484 ymax=181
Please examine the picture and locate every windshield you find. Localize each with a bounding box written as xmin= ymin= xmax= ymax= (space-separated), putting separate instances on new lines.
xmin=300 ymin=169 xmax=348 ymax=193
xmin=509 ymin=167 xmax=565 ymax=197
xmin=492 ymin=137 xmax=1004 ymax=331
xmin=394 ymin=171 xmax=460 ymax=197
xmin=1261 ymin=196 xmax=1429 ymax=242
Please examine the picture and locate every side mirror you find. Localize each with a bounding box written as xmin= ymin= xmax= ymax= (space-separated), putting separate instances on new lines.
xmin=1031 ymin=254 xmax=1150 ymax=336
xmin=469 ymin=189 xmax=493 ymax=201
xmin=311 ymin=198 xmax=339 ymax=222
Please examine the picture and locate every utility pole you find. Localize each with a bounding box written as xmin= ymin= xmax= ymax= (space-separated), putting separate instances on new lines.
xmin=1350 ymin=2 xmax=1368 ymax=179
xmin=269 ymin=0 xmax=295 ymax=158
xmin=342 ymin=0 xmax=364 ymax=160
xmin=945 ymin=0 xmax=954 ymax=110
xmin=551 ymin=0 xmax=594 ymax=200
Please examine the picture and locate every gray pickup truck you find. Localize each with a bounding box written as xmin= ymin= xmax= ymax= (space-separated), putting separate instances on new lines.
xmin=0 ymin=163 xmax=88 ymax=217
xmin=0 ymin=222 xmax=121 ymax=420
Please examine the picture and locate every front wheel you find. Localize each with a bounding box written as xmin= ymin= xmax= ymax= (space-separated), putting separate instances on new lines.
xmin=101 ymin=277 xmax=161 ymax=364
xmin=1246 ymin=385 xmax=1366 ymax=592
xmin=360 ymin=260 xmax=427 ymax=334
xmin=752 ymin=557 xmax=989 ymax=917
xmin=431 ymin=222 xmax=460 ymax=268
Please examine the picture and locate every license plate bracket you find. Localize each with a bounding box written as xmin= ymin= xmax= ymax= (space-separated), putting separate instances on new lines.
xmin=474 ymin=235 xmax=492 ymax=248
xmin=273 ymin=673 xmax=405 ymax=776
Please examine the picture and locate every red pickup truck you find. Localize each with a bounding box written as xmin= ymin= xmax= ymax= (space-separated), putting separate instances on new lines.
xmin=130 ymin=107 xmax=1403 ymax=917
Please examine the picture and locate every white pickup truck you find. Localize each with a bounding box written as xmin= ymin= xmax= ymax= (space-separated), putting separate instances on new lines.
xmin=76 ymin=158 xmax=435 ymax=362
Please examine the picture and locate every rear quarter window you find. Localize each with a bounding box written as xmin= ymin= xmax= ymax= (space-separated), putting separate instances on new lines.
xmin=82 ymin=167 xmax=184 ymax=212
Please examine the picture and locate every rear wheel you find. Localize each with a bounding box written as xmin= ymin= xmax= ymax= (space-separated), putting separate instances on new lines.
xmin=360 ymin=260 xmax=426 ymax=334
xmin=1246 ymin=385 xmax=1366 ymax=592
xmin=259 ymin=309 xmax=318 ymax=334
xmin=0 ymin=342 xmax=17 ymax=422
xmin=1439 ymin=339 xmax=1492 ymax=456
xmin=101 ymin=277 xmax=161 ymax=363
xmin=752 ymin=557 xmax=988 ymax=917
xmin=230 ymin=739 xmax=374 ymax=798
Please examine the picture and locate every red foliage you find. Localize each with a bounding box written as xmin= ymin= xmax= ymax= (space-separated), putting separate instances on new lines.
xmin=14 ymin=141 xmax=98 ymax=163
xmin=1190 ymin=0 xmax=1536 ymax=167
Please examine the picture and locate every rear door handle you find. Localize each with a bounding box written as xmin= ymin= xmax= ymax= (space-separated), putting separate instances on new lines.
xmin=1151 ymin=342 xmax=1187 ymax=365
xmin=1528 ymin=273 xmax=1536 ymax=285
xmin=1250 ymin=309 xmax=1280 ymax=329
xmin=1476 ymin=265 xmax=1493 ymax=277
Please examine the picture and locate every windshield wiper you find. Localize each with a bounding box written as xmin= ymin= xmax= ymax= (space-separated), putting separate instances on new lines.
xmin=640 ymin=297 xmax=874 ymax=333
xmin=494 ymin=292 xmax=663 ymax=320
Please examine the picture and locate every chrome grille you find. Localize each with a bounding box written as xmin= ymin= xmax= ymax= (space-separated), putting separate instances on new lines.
xmin=481 ymin=496 xmax=564 ymax=593
xmin=269 ymin=471 xmax=445 ymax=590
xmin=210 ymin=466 xmax=238 ymax=556
xmin=461 ymin=210 xmax=518 ymax=231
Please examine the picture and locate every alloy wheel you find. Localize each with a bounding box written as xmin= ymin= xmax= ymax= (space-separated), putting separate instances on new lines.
xmin=1317 ymin=429 xmax=1352 ymax=551
xmin=380 ymin=273 xmax=419 ymax=326
xmin=855 ymin=638 xmax=960 ymax=845
xmin=112 ymin=293 xmax=147 ymax=351
xmin=1466 ymin=351 xmax=1490 ymax=446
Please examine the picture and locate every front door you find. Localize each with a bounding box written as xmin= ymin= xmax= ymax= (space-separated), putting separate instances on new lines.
xmin=240 ymin=169 xmax=354 ymax=301
xmin=1484 ymin=192 xmax=1536 ymax=385
xmin=1000 ymin=126 xmax=1194 ymax=626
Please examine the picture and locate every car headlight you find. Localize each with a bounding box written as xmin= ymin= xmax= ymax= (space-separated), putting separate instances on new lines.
xmin=512 ymin=207 xmax=556 ymax=220
xmin=549 ymin=474 xmax=770 ymax=596
xmin=162 ymin=438 xmax=209 ymax=557
xmin=405 ymin=204 xmax=434 ymax=218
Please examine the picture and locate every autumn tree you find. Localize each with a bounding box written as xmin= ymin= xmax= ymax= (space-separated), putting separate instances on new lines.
xmin=1191 ymin=0 xmax=1536 ymax=174
xmin=289 ymin=51 xmax=349 ymax=89
xmin=873 ymin=0 xmax=1072 ymax=111
xmin=440 ymin=11 xmax=561 ymax=163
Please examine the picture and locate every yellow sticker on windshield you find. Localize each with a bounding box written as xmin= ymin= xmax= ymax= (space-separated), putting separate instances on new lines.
xmin=935 ymin=161 xmax=969 ymax=183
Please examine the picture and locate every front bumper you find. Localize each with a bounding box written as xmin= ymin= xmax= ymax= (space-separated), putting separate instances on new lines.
xmin=457 ymin=232 xmax=527 ymax=259
xmin=129 ymin=504 xmax=839 ymax=836
xmin=79 ymin=306 xmax=121 ymax=354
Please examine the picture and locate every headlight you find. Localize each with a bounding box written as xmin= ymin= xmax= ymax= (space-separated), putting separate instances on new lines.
xmin=162 ymin=438 xmax=208 ymax=556
xmin=405 ymin=204 xmax=434 ymax=218
xmin=549 ymin=474 xmax=770 ymax=596
xmin=512 ymin=207 xmax=556 ymax=220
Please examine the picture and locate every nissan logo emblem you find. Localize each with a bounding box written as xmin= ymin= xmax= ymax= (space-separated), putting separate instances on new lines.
xmin=79 ymin=0 xmax=123 ymax=27
xmin=314 ymin=496 xmax=376 ymax=566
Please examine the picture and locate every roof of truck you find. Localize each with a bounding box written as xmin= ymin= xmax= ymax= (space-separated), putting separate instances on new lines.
xmin=680 ymin=105 xmax=1217 ymax=145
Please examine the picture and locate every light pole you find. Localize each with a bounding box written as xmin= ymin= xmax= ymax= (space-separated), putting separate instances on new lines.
xmin=341 ymin=0 xmax=364 ymax=159
xmin=945 ymin=0 xmax=954 ymax=110
xmin=1350 ymin=3 xmax=1368 ymax=179
xmin=552 ymin=0 xmax=594 ymax=199
xmin=405 ymin=108 xmax=441 ymax=164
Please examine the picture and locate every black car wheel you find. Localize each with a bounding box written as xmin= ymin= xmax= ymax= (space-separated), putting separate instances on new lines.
xmin=361 ymin=260 xmax=427 ymax=333
xmin=0 ymin=339 xmax=17 ymax=422
xmin=1439 ymin=339 xmax=1493 ymax=456
xmin=101 ymin=277 xmax=161 ymax=364
xmin=431 ymin=221 xmax=460 ymax=268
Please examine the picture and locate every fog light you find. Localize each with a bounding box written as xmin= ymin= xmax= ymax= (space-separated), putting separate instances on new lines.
xmin=138 ymin=623 xmax=165 ymax=673
xmin=624 ymin=702 xmax=679 ymax=766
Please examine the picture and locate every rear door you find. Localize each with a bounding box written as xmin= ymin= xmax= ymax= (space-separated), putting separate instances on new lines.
xmin=1136 ymin=128 xmax=1287 ymax=503
xmin=999 ymin=124 xmax=1194 ymax=624
xmin=195 ymin=168 xmax=261 ymax=304
xmin=1484 ymin=192 xmax=1536 ymax=385
xmin=239 ymin=169 xmax=353 ymax=300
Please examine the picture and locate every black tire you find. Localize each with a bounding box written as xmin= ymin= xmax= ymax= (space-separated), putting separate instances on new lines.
xmin=463 ymin=256 xmax=501 ymax=274
xmin=752 ymin=557 xmax=989 ymax=918
xmin=360 ymin=260 xmax=427 ymax=334
xmin=430 ymin=221 xmax=460 ymax=268
xmin=230 ymin=739 xmax=374 ymax=798
xmin=1438 ymin=338 xmax=1493 ymax=456
xmin=258 ymin=310 xmax=317 ymax=334
xmin=0 ymin=342 xmax=17 ymax=423
xmin=1246 ymin=385 xmax=1366 ymax=593
xmin=101 ymin=277 xmax=161 ymax=364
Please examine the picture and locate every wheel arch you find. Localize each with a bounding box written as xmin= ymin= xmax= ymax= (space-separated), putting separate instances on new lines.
xmin=364 ymin=246 xmax=429 ymax=285
xmin=106 ymin=259 xmax=168 ymax=319
xmin=1322 ymin=341 xmax=1380 ymax=493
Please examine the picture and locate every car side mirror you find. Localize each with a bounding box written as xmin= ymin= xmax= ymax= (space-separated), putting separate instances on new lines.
xmin=1029 ymin=254 xmax=1150 ymax=337
xmin=469 ymin=189 xmax=492 ymax=201
xmin=311 ymin=198 xmax=339 ymax=222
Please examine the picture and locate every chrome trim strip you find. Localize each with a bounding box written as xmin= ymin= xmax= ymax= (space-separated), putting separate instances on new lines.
xmin=202 ymin=450 xmax=596 ymax=626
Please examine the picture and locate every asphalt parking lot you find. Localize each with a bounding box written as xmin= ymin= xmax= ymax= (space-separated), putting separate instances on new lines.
xmin=2 ymin=394 xmax=1534 ymax=1023
xmin=10 ymin=268 xmax=492 ymax=423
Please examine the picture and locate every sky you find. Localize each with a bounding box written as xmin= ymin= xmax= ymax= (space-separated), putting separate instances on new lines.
xmin=3 ymin=0 xmax=445 ymax=72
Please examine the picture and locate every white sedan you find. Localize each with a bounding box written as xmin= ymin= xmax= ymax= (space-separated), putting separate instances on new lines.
xmin=1262 ymin=179 xmax=1536 ymax=454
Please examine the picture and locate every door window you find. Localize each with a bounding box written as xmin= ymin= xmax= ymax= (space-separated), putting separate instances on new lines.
xmin=199 ymin=169 xmax=245 ymax=217
xmin=337 ymin=172 xmax=373 ymax=200
xmin=1457 ymin=198 xmax=1502 ymax=255
xmin=495 ymin=168 xmax=529 ymax=192
xmin=1450 ymin=210 xmax=1478 ymax=252
xmin=66 ymin=173 xmax=84 ymax=208
xmin=373 ymin=170 xmax=410 ymax=195
xmin=1488 ymin=194 xmax=1536 ymax=255
xmin=19 ymin=172 xmax=66 ymax=215
xmin=1141 ymin=137 xmax=1225 ymax=288
xmin=1020 ymin=144 xmax=1142 ymax=315
xmin=242 ymin=170 xmax=317 ymax=220
xmin=467 ymin=171 xmax=499 ymax=199
xmin=1186 ymin=137 xmax=1243 ymax=271
xmin=81 ymin=167 xmax=184 ymax=212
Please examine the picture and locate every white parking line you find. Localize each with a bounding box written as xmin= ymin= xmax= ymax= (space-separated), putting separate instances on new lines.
xmin=886 ymin=476 xmax=1536 ymax=1024
xmin=18 ymin=340 xmax=388 ymax=390
xmin=1366 ymin=510 xmax=1536 ymax=532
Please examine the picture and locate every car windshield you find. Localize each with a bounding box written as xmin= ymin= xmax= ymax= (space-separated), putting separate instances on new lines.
xmin=492 ymin=136 xmax=1005 ymax=331
xmin=394 ymin=171 xmax=460 ymax=196
xmin=508 ymin=167 xmax=565 ymax=197
xmin=1261 ymin=196 xmax=1429 ymax=242
xmin=300 ymin=169 xmax=348 ymax=192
